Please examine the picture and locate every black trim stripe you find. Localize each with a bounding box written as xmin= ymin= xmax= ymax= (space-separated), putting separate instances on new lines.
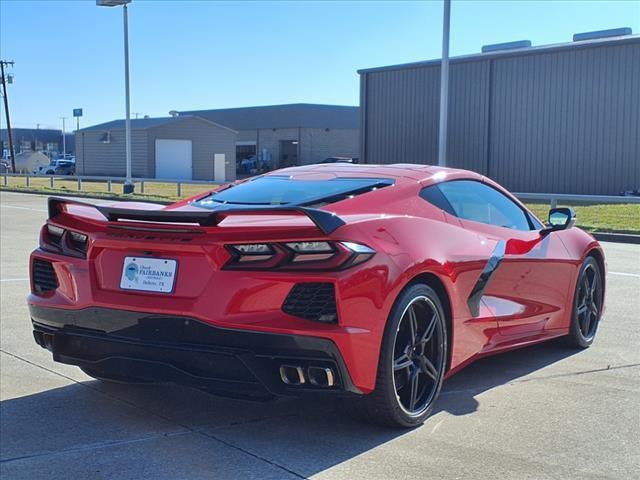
xmin=467 ymin=240 xmax=506 ymax=317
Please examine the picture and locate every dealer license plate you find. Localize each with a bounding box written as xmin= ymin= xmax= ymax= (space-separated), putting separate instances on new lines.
xmin=120 ymin=257 xmax=177 ymax=293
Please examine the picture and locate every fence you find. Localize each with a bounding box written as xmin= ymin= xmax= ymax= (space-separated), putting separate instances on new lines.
xmin=2 ymin=172 xmax=640 ymax=206
xmin=514 ymin=192 xmax=640 ymax=208
xmin=1 ymin=173 xmax=219 ymax=198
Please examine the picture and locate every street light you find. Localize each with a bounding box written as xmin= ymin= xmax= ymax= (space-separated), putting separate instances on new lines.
xmin=437 ymin=0 xmax=451 ymax=167
xmin=96 ymin=0 xmax=134 ymax=194
xmin=60 ymin=117 xmax=68 ymax=157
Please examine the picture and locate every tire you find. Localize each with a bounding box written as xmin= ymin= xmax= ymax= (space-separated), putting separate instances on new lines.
xmin=80 ymin=367 xmax=150 ymax=384
xmin=350 ymin=283 xmax=448 ymax=428
xmin=564 ymin=256 xmax=603 ymax=348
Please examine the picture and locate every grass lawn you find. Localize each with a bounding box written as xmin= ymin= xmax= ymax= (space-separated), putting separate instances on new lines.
xmin=1 ymin=176 xmax=218 ymax=203
xmin=2 ymin=177 xmax=638 ymax=234
xmin=526 ymin=203 xmax=639 ymax=234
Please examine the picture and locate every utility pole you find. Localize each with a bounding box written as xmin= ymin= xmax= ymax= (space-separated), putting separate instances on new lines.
xmin=437 ymin=0 xmax=451 ymax=167
xmin=60 ymin=117 xmax=68 ymax=157
xmin=0 ymin=60 xmax=16 ymax=172
xmin=122 ymin=2 xmax=133 ymax=193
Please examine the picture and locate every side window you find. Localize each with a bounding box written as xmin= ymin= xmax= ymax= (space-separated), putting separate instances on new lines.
xmin=419 ymin=184 xmax=456 ymax=216
xmin=423 ymin=180 xmax=534 ymax=231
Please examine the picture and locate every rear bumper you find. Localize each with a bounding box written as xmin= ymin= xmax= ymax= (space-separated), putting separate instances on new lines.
xmin=29 ymin=304 xmax=360 ymax=400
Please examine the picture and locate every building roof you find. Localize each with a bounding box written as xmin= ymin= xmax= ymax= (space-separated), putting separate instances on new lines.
xmin=77 ymin=115 xmax=236 ymax=133
xmin=1 ymin=128 xmax=64 ymax=143
xmin=178 ymin=103 xmax=359 ymax=130
xmin=358 ymin=33 xmax=640 ymax=74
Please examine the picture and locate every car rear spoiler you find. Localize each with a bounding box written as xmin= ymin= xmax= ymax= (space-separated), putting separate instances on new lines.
xmin=47 ymin=197 xmax=346 ymax=234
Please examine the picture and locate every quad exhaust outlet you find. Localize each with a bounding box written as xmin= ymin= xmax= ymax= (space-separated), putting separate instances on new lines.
xmin=279 ymin=365 xmax=335 ymax=387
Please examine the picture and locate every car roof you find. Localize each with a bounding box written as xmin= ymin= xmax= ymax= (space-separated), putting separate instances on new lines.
xmin=268 ymin=163 xmax=483 ymax=184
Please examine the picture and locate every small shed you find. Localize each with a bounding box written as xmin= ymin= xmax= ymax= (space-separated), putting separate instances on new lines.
xmin=75 ymin=116 xmax=237 ymax=181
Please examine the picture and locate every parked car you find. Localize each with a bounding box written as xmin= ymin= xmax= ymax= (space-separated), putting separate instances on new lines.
xmin=238 ymin=155 xmax=273 ymax=175
xmin=28 ymin=164 xmax=605 ymax=427
xmin=39 ymin=159 xmax=76 ymax=175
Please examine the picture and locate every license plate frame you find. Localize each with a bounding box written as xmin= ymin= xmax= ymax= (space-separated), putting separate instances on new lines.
xmin=119 ymin=257 xmax=177 ymax=293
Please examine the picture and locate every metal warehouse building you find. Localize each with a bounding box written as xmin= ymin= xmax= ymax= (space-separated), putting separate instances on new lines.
xmin=178 ymin=104 xmax=359 ymax=176
xmin=359 ymin=33 xmax=640 ymax=195
xmin=1 ymin=128 xmax=75 ymax=157
xmin=75 ymin=116 xmax=237 ymax=181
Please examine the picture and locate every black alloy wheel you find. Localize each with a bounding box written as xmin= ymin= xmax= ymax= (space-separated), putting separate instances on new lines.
xmin=392 ymin=295 xmax=445 ymax=416
xmin=576 ymin=263 xmax=602 ymax=339
xmin=352 ymin=283 xmax=447 ymax=428
xmin=565 ymin=256 xmax=603 ymax=348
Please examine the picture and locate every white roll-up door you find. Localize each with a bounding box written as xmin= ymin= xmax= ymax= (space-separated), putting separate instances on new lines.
xmin=155 ymin=139 xmax=192 ymax=180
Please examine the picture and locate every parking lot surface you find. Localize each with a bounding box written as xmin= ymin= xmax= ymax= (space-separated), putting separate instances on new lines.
xmin=1 ymin=191 xmax=639 ymax=479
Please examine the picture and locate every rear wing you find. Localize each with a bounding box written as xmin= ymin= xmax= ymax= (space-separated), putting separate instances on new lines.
xmin=47 ymin=197 xmax=346 ymax=234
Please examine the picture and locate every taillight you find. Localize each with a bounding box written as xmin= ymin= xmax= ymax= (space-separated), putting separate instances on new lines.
xmin=286 ymin=241 xmax=335 ymax=263
xmin=45 ymin=224 xmax=64 ymax=248
xmin=67 ymin=231 xmax=89 ymax=254
xmin=224 ymin=241 xmax=375 ymax=270
xmin=228 ymin=243 xmax=276 ymax=263
xmin=40 ymin=223 xmax=89 ymax=258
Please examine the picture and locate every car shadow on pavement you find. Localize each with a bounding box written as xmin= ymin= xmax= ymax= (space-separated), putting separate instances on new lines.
xmin=1 ymin=340 xmax=580 ymax=477
xmin=432 ymin=339 xmax=580 ymax=417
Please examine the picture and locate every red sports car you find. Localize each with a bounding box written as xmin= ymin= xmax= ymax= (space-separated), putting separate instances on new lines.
xmin=28 ymin=164 xmax=605 ymax=427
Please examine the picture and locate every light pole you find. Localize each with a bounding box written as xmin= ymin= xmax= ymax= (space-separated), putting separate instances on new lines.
xmin=96 ymin=0 xmax=134 ymax=193
xmin=60 ymin=117 xmax=68 ymax=157
xmin=437 ymin=0 xmax=451 ymax=167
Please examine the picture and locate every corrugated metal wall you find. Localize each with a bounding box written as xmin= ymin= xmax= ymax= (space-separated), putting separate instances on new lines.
xmin=76 ymin=130 xmax=149 ymax=177
xmin=360 ymin=37 xmax=640 ymax=194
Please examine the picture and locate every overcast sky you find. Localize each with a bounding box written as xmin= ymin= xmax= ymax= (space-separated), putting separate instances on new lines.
xmin=1 ymin=0 xmax=638 ymax=130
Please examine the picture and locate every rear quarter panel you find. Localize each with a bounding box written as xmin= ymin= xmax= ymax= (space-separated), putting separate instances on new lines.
xmin=341 ymin=214 xmax=502 ymax=375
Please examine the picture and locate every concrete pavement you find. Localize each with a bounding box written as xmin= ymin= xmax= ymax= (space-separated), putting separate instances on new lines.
xmin=1 ymin=191 xmax=638 ymax=479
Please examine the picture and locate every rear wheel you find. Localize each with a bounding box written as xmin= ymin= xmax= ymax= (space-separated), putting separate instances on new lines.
xmin=564 ymin=256 xmax=603 ymax=348
xmin=351 ymin=283 xmax=448 ymax=428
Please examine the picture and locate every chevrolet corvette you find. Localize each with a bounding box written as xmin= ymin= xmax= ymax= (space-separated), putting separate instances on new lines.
xmin=28 ymin=164 xmax=605 ymax=427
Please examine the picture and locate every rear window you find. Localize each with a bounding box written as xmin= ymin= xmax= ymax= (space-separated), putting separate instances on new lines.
xmin=194 ymin=175 xmax=392 ymax=207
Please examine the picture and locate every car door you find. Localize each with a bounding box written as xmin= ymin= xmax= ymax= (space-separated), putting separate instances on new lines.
xmin=435 ymin=180 xmax=574 ymax=338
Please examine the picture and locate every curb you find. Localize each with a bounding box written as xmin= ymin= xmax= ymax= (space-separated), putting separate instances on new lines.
xmin=591 ymin=232 xmax=640 ymax=245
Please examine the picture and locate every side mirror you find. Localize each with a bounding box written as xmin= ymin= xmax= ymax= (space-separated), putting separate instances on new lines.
xmin=541 ymin=207 xmax=576 ymax=235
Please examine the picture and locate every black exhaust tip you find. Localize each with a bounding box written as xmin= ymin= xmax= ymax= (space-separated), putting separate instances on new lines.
xmin=279 ymin=365 xmax=306 ymax=385
xmin=307 ymin=366 xmax=335 ymax=387
xmin=33 ymin=330 xmax=54 ymax=351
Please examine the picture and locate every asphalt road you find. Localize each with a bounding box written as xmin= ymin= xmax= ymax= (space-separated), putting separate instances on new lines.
xmin=1 ymin=191 xmax=639 ymax=480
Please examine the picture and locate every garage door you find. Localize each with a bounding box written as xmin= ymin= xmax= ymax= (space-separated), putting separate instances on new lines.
xmin=155 ymin=139 xmax=192 ymax=180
